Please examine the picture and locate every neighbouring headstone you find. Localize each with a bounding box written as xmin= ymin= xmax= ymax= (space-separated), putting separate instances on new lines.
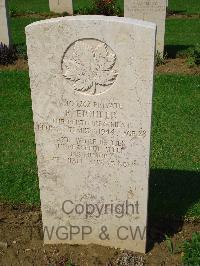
xmin=0 ymin=0 xmax=11 ymax=46
xmin=124 ymin=0 xmax=167 ymax=54
xmin=26 ymin=16 xmax=156 ymax=253
xmin=49 ymin=0 xmax=73 ymax=15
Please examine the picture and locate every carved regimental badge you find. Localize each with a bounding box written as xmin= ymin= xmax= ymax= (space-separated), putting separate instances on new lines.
xmin=61 ymin=39 xmax=118 ymax=95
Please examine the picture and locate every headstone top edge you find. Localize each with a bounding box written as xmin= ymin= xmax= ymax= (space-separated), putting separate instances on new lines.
xmin=25 ymin=15 xmax=156 ymax=33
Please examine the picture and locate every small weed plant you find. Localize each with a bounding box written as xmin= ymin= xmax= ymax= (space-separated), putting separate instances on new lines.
xmin=182 ymin=232 xmax=200 ymax=265
xmin=0 ymin=43 xmax=17 ymax=65
xmin=156 ymin=51 xmax=167 ymax=66
xmin=186 ymin=44 xmax=200 ymax=67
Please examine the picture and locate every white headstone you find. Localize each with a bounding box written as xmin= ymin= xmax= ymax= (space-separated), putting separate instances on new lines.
xmin=0 ymin=0 xmax=11 ymax=46
xmin=124 ymin=0 xmax=166 ymax=54
xmin=26 ymin=16 xmax=156 ymax=254
xmin=49 ymin=0 xmax=73 ymax=15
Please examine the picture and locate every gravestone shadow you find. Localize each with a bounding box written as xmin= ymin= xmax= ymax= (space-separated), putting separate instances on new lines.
xmin=164 ymin=45 xmax=191 ymax=58
xmin=167 ymin=10 xmax=187 ymax=15
xmin=147 ymin=169 xmax=200 ymax=251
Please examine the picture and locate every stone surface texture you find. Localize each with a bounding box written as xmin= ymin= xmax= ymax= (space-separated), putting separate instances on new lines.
xmin=0 ymin=0 xmax=11 ymax=46
xmin=49 ymin=0 xmax=73 ymax=14
xmin=124 ymin=0 xmax=166 ymax=53
xmin=26 ymin=16 xmax=156 ymax=253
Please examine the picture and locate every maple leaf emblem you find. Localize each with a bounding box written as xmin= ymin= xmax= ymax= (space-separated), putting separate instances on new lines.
xmin=62 ymin=40 xmax=118 ymax=95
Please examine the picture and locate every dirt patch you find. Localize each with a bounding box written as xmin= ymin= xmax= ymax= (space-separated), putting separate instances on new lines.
xmin=0 ymin=58 xmax=28 ymax=71
xmin=11 ymin=13 xmax=66 ymax=19
xmin=166 ymin=13 xmax=200 ymax=19
xmin=11 ymin=11 xmax=200 ymax=20
xmin=156 ymin=58 xmax=200 ymax=75
xmin=1 ymin=58 xmax=199 ymax=75
xmin=0 ymin=203 xmax=199 ymax=266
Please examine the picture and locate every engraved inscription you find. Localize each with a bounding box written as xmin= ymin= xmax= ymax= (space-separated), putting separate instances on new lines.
xmin=35 ymin=99 xmax=147 ymax=168
xmin=61 ymin=39 xmax=118 ymax=95
xmin=130 ymin=0 xmax=166 ymax=13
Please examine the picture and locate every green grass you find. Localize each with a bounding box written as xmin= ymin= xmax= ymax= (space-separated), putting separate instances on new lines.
xmin=11 ymin=17 xmax=41 ymax=45
xmin=10 ymin=17 xmax=42 ymax=57
xmin=166 ymin=19 xmax=200 ymax=47
xmin=9 ymin=0 xmax=49 ymax=14
xmin=151 ymin=75 xmax=200 ymax=171
xmin=10 ymin=16 xmax=200 ymax=60
xmin=182 ymin=232 xmax=200 ymax=265
xmin=7 ymin=1 xmax=200 ymax=59
xmin=0 ymin=71 xmax=39 ymax=203
xmin=2 ymin=0 xmax=200 ymax=218
xmin=8 ymin=0 xmax=200 ymax=15
xmin=73 ymin=0 xmax=94 ymax=12
xmin=73 ymin=0 xmax=123 ymax=13
xmin=8 ymin=0 xmax=123 ymax=14
xmin=168 ymin=0 xmax=200 ymax=14
xmin=149 ymin=74 xmax=200 ymax=218
xmin=0 ymin=72 xmax=199 ymax=218
xmin=165 ymin=19 xmax=200 ymax=57
xmin=75 ymin=0 xmax=200 ymax=15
